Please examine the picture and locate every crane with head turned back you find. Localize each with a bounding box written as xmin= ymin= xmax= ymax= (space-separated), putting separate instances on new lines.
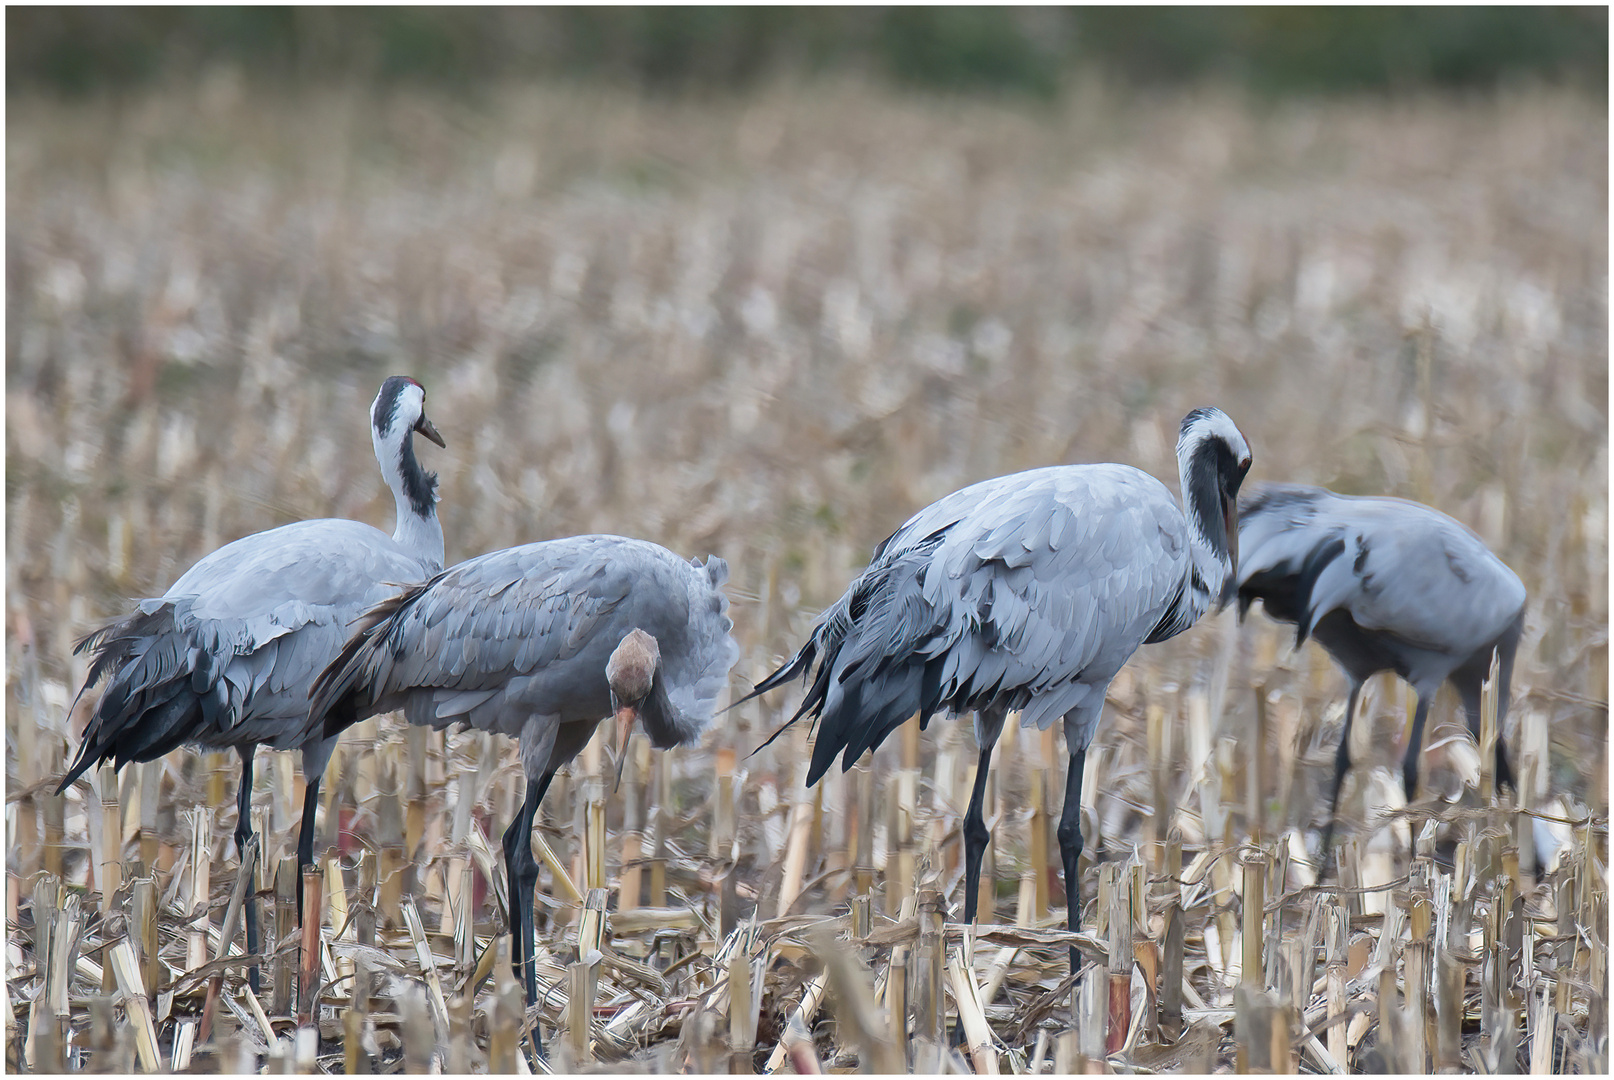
xmin=57 ymin=376 xmax=447 ymax=988
xmin=306 ymin=534 xmax=740 ymax=1058
xmin=1235 ymin=483 xmax=1526 ymax=863
xmin=743 ymin=407 xmax=1253 ymax=1026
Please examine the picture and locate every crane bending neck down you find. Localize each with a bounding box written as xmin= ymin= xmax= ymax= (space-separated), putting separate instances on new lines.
xmin=742 ymin=405 xmax=1252 ymax=1006
xmin=1171 ymin=405 xmax=1251 ymax=632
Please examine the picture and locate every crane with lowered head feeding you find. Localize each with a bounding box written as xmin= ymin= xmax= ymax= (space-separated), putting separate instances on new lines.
xmin=1235 ymin=483 xmax=1526 ymax=863
xmin=306 ymin=534 xmax=740 ymax=1057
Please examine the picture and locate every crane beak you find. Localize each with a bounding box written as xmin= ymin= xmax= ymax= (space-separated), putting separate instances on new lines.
xmin=613 ymin=704 xmax=637 ymax=790
xmin=414 ymin=413 xmax=446 ymax=449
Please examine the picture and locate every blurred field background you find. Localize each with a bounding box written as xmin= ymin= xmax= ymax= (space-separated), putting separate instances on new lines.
xmin=6 ymin=7 xmax=1609 ymax=1074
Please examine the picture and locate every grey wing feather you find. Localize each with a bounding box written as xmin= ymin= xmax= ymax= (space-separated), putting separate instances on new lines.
xmin=752 ymin=463 xmax=1192 ymax=783
xmin=1323 ymin=510 xmax=1524 ymax=655
xmin=336 ymin=546 xmax=621 ymax=715
xmin=661 ymin=555 xmax=741 ymax=727
xmin=61 ymin=518 xmax=432 ymax=789
xmin=1238 ymin=483 xmax=1526 ymax=655
xmin=310 ymin=536 xmax=740 ymax=746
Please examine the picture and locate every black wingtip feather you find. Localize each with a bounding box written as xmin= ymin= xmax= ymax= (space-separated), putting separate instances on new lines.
xmin=743 ymin=648 xmax=832 ymax=760
xmin=57 ymin=603 xmax=223 ymax=789
xmin=57 ymin=747 xmax=98 ymax=794
xmin=728 ymin=638 xmax=818 ymax=714
xmin=749 ymin=529 xmax=955 ymax=787
xmin=1292 ymin=534 xmax=1347 ymax=648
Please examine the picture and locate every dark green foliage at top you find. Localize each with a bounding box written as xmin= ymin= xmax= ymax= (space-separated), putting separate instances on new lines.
xmin=8 ymin=6 xmax=1607 ymax=98
xmin=1080 ymin=6 xmax=1608 ymax=94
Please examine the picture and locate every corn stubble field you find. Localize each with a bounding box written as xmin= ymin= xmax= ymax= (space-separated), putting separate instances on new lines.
xmin=6 ymin=81 xmax=1608 ymax=1073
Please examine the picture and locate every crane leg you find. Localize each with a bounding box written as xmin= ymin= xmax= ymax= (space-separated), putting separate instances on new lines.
xmin=235 ymin=747 xmax=262 ymax=995
xmin=1319 ymin=680 xmax=1363 ymax=876
xmin=1056 ymin=746 xmax=1087 ymax=977
xmin=961 ymin=743 xmax=998 ymax=926
xmin=961 ymin=706 xmax=1006 ymax=927
xmin=502 ymin=770 xmax=554 ymax=1060
xmin=1492 ymin=729 xmax=1517 ymax=795
xmin=294 ymin=776 xmax=321 ymax=924
xmin=951 ymin=727 xmax=1000 ymax=1049
xmin=1492 ymin=625 xmax=1521 ymax=794
xmin=1400 ymin=693 xmax=1433 ymax=803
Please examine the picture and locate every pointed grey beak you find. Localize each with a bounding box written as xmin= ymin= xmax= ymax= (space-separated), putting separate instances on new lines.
xmin=415 ymin=412 xmax=446 ymax=448
xmin=613 ymin=704 xmax=636 ymax=791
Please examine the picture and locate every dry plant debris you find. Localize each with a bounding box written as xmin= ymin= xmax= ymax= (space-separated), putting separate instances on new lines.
xmin=7 ymin=82 xmax=1607 ymax=1072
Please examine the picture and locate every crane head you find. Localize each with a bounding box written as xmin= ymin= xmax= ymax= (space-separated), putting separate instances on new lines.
xmin=607 ymin=629 xmax=661 ymax=789
xmin=373 ymin=376 xmax=447 ymax=449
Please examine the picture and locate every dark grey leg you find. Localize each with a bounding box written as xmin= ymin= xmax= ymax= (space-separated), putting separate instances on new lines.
xmin=502 ymin=770 xmax=555 ymax=1059
xmin=952 ymin=731 xmax=1000 ymax=1048
xmin=294 ymin=776 xmax=321 ymax=925
xmin=1493 ymin=627 xmax=1521 ymax=794
xmin=1056 ymin=746 xmax=1088 ymax=976
xmin=235 ymin=747 xmax=261 ymax=995
xmin=961 ymin=742 xmax=997 ymax=927
xmin=1319 ymin=680 xmax=1363 ymax=871
xmin=1401 ymin=693 xmax=1433 ymax=803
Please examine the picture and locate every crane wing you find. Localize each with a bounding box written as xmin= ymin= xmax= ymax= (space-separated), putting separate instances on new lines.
xmin=1323 ymin=515 xmax=1526 ymax=656
xmin=62 ymin=519 xmax=429 ymax=787
xmin=752 ymin=464 xmax=1190 ymax=782
xmin=309 ymin=535 xmax=736 ymax=741
xmin=1238 ymin=484 xmax=1526 ymax=657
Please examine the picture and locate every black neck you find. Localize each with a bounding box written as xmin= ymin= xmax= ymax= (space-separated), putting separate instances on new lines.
xmin=398 ymin=433 xmax=438 ymax=521
xmin=1186 ymin=439 xmax=1233 ymax=559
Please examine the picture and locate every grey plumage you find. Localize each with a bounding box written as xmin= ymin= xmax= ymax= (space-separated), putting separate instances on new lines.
xmin=70 ymin=521 xmax=434 ymax=772
xmin=754 ymin=465 xmax=1204 ymax=779
xmin=309 ymin=537 xmax=738 ymax=754
xmin=1236 ymin=482 xmax=1527 ymax=858
xmin=307 ymin=534 xmax=739 ymax=1046
xmin=58 ymin=376 xmax=447 ymax=977
xmin=746 ymin=407 xmax=1253 ymax=990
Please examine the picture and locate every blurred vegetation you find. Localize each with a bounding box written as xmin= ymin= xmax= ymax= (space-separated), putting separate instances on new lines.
xmin=8 ymin=6 xmax=1608 ymax=99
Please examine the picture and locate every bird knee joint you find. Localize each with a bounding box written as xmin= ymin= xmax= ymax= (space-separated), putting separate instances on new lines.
xmin=1056 ymin=820 xmax=1083 ymax=856
xmin=963 ymin=814 xmax=991 ymax=849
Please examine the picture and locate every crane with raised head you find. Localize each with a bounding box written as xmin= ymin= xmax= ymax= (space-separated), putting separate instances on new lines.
xmin=58 ymin=375 xmax=447 ymax=986
xmin=1235 ymin=483 xmax=1526 ymax=861
xmin=743 ymin=407 xmax=1253 ymax=1004
xmin=306 ymin=535 xmax=740 ymax=1056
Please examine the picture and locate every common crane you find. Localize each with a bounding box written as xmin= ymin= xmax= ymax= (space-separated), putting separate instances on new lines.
xmin=58 ymin=375 xmax=447 ymax=984
xmin=744 ymin=407 xmax=1253 ymax=990
xmin=1235 ymin=483 xmax=1525 ymax=860
xmin=306 ymin=536 xmax=739 ymax=1054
